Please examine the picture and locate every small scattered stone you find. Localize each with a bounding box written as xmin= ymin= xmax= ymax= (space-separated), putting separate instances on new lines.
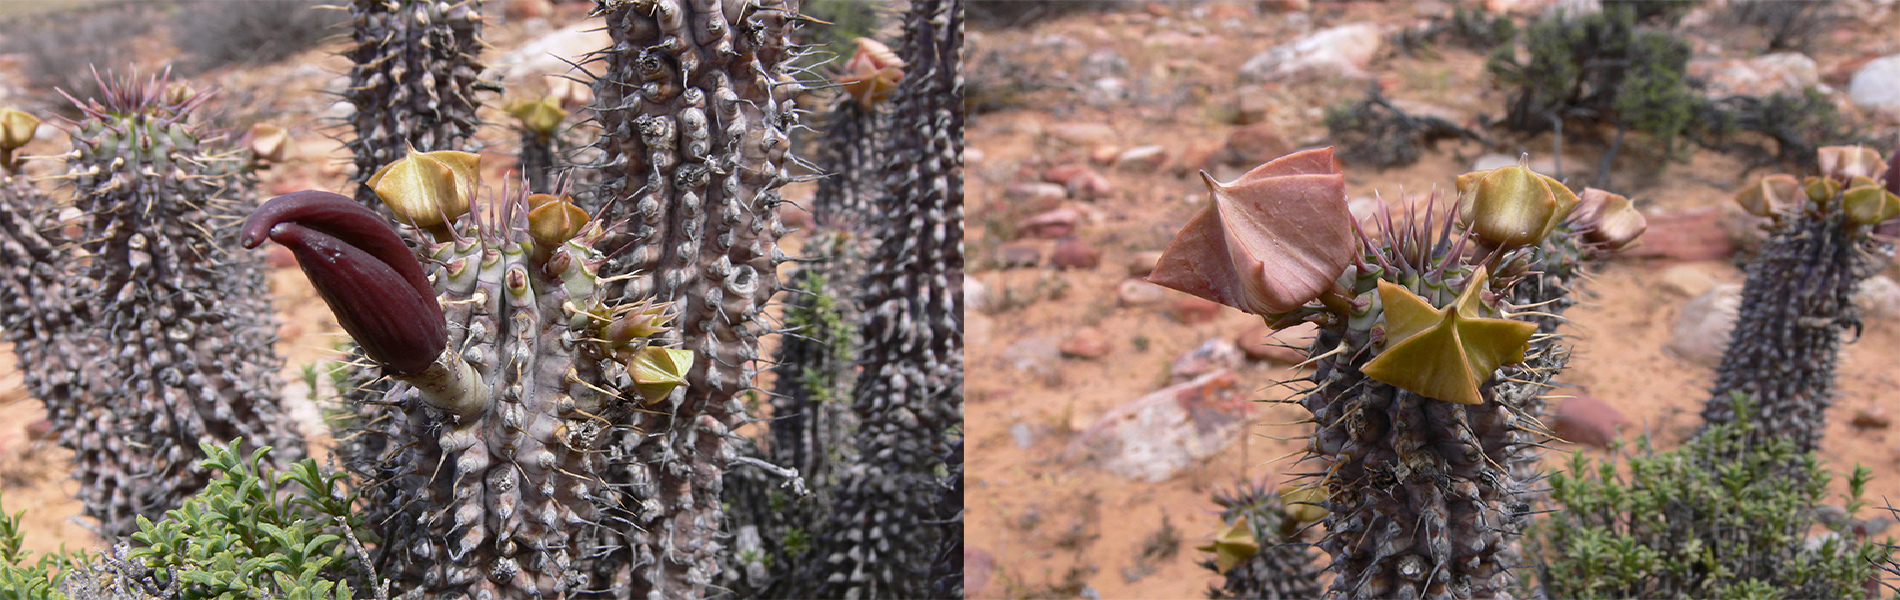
xmin=1065 ymin=370 xmax=1252 ymax=482
xmin=966 ymin=548 xmax=996 ymax=597
xmin=1236 ymin=322 xmax=1316 ymax=364
xmin=1045 ymin=122 xmax=1119 ymax=146
xmin=1657 ymin=263 xmax=1723 ymax=297
xmin=995 ymin=240 xmax=1042 ymax=268
xmin=1068 ymin=170 xmax=1114 ymax=200
xmin=1002 ymin=336 xmax=1062 ymax=378
xmin=1051 ymin=238 xmax=1102 ymax=270
xmin=1549 ymin=395 xmax=1628 ymax=448
xmin=1169 ymin=295 xmax=1224 ymax=324
xmin=1042 ymin=163 xmax=1092 ymax=186
xmin=1666 ymin=284 xmax=1743 ymax=368
xmin=1624 ymin=206 xmax=1736 ymax=262
xmin=1688 ymin=52 xmax=1819 ymax=97
xmin=1852 ymin=405 xmax=1891 ymax=430
xmin=1116 ymin=145 xmax=1169 ymax=172
xmin=1126 ymin=250 xmax=1165 ymax=277
xmin=1010 ymin=422 xmax=1039 ymax=449
xmin=1016 ymin=206 xmax=1081 ymax=239
xmin=1218 ymin=122 xmax=1293 ymax=167
xmin=1090 ymin=145 xmax=1122 ymax=165
xmin=1233 ymin=84 xmax=1272 ymax=125
xmin=1170 ymin=337 xmax=1245 ymax=382
xmin=1060 ymin=327 xmax=1112 ymax=359
xmin=1004 ymin=182 xmax=1069 ymax=205
xmin=1854 ymin=275 xmax=1900 ymax=321
xmin=1118 ymin=278 xmax=1168 ymax=306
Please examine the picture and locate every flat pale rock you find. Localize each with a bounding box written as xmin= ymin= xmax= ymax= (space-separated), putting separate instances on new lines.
xmin=1848 ymin=54 xmax=1900 ymax=109
xmin=1667 ymin=283 xmax=1742 ymax=368
xmin=1625 ymin=206 xmax=1736 ymax=262
xmin=1016 ymin=207 xmax=1081 ymax=239
xmin=1126 ymin=250 xmax=1165 ymax=277
xmin=1065 ymin=370 xmax=1252 ymax=482
xmin=995 ymin=240 xmax=1042 ymax=268
xmin=1238 ymin=23 xmax=1382 ymax=83
xmin=1118 ymin=278 xmax=1168 ymax=306
xmin=1045 ymin=122 xmax=1120 ymax=146
xmin=1657 ymin=263 xmax=1723 ymax=297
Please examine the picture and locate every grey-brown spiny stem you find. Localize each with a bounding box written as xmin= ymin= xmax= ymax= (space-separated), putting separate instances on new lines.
xmin=54 ymin=69 xmax=306 ymax=538
xmin=801 ymin=0 xmax=965 ymax=597
xmin=344 ymin=0 xmax=494 ymax=210
xmin=585 ymin=0 xmax=799 ymax=595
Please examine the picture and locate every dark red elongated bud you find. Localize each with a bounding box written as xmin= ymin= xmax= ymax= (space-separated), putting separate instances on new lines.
xmin=243 ymin=191 xmax=445 ymax=375
xmin=241 ymin=190 xmax=434 ymax=301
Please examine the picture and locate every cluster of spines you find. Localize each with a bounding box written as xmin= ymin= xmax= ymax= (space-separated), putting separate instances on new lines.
xmin=581 ymin=0 xmax=803 ymax=596
xmin=44 ymin=72 xmax=307 ymax=539
xmin=342 ymin=0 xmax=494 ymax=210
xmin=798 ymin=0 xmax=965 ymax=598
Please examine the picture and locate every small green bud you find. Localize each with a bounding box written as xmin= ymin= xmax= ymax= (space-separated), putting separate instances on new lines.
xmin=1196 ymin=519 xmax=1259 ymax=575
xmin=631 ymin=346 xmax=694 ymax=404
xmin=1455 ymin=161 xmax=1580 ymax=249
xmin=1803 ymin=176 xmax=1840 ymax=205
xmin=506 ymin=97 xmax=567 ymax=136
xmin=1843 ymin=176 xmax=1900 ymax=225
xmin=1277 ymin=483 xmax=1329 ymax=524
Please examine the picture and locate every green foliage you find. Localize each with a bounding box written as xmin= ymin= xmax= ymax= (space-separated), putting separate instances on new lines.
xmin=123 ymin=440 xmax=373 ymax=600
xmin=0 ymin=494 xmax=71 ymax=600
xmin=1536 ymin=396 xmax=1891 ymax=599
xmin=1488 ymin=5 xmax=1698 ymax=156
xmin=1324 ymin=84 xmax=1483 ymax=169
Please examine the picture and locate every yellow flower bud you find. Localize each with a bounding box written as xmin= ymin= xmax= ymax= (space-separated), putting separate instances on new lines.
xmin=0 ymin=108 xmax=38 ymax=151
xmin=368 ymin=147 xmax=481 ymax=228
xmin=1817 ymin=145 xmax=1887 ymax=183
xmin=247 ymin=123 xmax=292 ymax=164
xmin=1733 ymin=174 xmax=1802 ymax=217
xmin=506 ymin=97 xmax=567 ymax=136
xmin=526 ymin=193 xmax=590 ymax=247
xmin=1455 ymin=163 xmax=1580 ymax=248
xmin=1803 ymin=176 xmax=1840 ymax=205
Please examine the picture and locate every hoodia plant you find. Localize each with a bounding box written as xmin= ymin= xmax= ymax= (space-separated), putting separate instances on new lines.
xmin=1151 ymin=149 xmax=1641 ymax=598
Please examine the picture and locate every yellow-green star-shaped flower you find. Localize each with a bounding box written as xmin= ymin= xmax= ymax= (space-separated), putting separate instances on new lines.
xmin=1360 ymin=266 xmax=1538 ymax=405
xmin=1196 ymin=520 xmax=1260 ymax=575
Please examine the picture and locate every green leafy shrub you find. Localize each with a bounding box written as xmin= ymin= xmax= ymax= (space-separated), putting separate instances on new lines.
xmin=0 ymin=494 xmax=71 ymax=600
xmin=1535 ymin=396 xmax=1891 ymax=599
xmin=1324 ymin=84 xmax=1483 ymax=169
xmin=1488 ymin=4 xmax=1697 ymax=157
xmin=69 ymin=440 xmax=376 ymax=600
